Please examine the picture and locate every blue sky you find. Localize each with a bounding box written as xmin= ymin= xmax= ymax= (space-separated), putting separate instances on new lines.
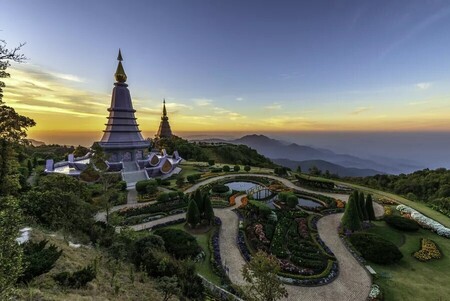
xmin=2 ymin=0 xmax=450 ymax=138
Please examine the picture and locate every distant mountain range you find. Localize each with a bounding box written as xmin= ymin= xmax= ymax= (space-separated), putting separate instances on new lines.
xmin=195 ymin=134 xmax=423 ymax=177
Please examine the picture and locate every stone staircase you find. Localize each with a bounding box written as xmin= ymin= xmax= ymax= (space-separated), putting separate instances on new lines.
xmin=122 ymin=161 xmax=139 ymax=172
xmin=122 ymin=170 xmax=148 ymax=189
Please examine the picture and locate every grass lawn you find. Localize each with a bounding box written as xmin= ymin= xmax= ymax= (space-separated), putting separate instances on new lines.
xmin=163 ymin=223 xmax=222 ymax=286
xmin=365 ymin=220 xmax=450 ymax=300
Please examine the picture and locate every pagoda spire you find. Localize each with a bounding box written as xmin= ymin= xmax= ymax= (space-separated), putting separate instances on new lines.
xmin=162 ymin=98 xmax=167 ymax=117
xmin=114 ymin=49 xmax=127 ymax=83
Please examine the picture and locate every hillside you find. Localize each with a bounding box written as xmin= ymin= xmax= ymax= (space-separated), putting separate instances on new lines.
xmin=273 ymin=158 xmax=382 ymax=177
xmin=229 ymin=134 xmax=422 ymax=174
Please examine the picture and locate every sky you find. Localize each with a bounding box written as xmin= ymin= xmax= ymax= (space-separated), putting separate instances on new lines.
xmin=2 ymin=0 xmax=450 ymax=148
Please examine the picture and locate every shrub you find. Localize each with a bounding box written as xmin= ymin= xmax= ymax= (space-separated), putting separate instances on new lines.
xmin=135 ymin=180 xmax=158 ymax=195
xmin=385 ymin=216 xmax=419 ymax=231
xmin=244 ymin=165 xmax=251 ymax=172
xmin=157 ymin=193 xmax=170 ymax=203
xmin=153 ymin=228 xmax=201 ymax=259
xmin=186 ymin=200 xmax=200 ymax=228
xmin=341 ymin=192 xmax=361 ymax=231
xmin=233 ymin=165 xmax=240 ymax=172
xmin=286 ymin=195 xmax=298 ymax=208
xmin=211 ymin=184 xmax=230 ymax=194
xmin=186 ymin=173 xmax=201 ymax=184
xmin=222 ymin=165 xmax=230 ymax=172
xmin=116 ymin=180 xmax=127 ymax=192
xmin=208 ymin=159 xmax=215 ymax=166
xmin=18 ymin=240 xmax=63 ymax=283
xmin=349 ymin=233 xmax=403 ymax=264
xmin=53 ymin=264 xmax=96 ymax=288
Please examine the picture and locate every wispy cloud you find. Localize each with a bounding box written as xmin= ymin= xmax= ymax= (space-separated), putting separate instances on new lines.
xmin=416 ymin=82 xmax=432 ymax=90
xmin=193 ymin=98 xmax=213 ymax=107
xmin=236 ymin=97 xmax=244 ymax=101
xmin=47 ymin=71 xmax=84 ymax=83
xmin=264 ymin=102 xmax=282 ymax=110
xmin=350 ymin=106 xmax=371 ymax=115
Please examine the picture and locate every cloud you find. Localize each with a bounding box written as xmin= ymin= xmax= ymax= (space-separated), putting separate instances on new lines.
xmin=408 ymin=100 xmax=430 ymax=106
xmin=416 ymin=82 xmax=432 ymax=90
xmin=350 ymin=106 xmax=371 ymax=115
xmin=236 ymin=97 xmax=244 ymax=101
xmin=193 ymin=98 xmax=213 ymax=107
xmin=47 ymin=71 xmax=84 ymax=83
xmin=264 ymin=102 xmax=282 ymax=110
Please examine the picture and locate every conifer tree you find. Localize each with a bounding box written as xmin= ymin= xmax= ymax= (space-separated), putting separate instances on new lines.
xmin=352 ymin=191 xmax=363 ymax=221
xmin=341 ymin=193 xmax=361 ymax=231
xmin=203 ymin=194 xmax=215 ymax=225
xmin=359 ymin=192 xmax=369 ymax=220
xmin=193 ymin=189 xmax=204 ymax=215
xmin=365 ymin=194 xmax=376 ymax=221
xmin=186 ymin=200 xmax=200 ymax=228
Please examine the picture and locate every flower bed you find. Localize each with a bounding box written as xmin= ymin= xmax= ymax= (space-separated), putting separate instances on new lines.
xmin=413 ymin=238 xmax=441 ymax=261
xmin=396 ymin=205 xmax=450 ymax=238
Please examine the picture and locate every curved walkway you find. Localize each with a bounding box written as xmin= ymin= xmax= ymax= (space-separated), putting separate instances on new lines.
xmin=97 ymin=173 xmax=383 ymax=300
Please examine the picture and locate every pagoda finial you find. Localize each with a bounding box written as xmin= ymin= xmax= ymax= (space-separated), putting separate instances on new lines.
xmin=162 ymin=99 xmax=167 ymax=117
xmin=114 ymin=49 xmax=127 ymax=83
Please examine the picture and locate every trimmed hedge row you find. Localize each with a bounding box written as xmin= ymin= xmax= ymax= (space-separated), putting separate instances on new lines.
xmin=349 ymin=233 xmax=403 ymax=264
xmin=385 ymin=216 xmax=419 ymax=231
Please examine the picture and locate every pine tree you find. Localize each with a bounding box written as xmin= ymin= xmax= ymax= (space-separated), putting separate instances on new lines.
xmin=27 ymin=159 xmax=33 ymax=174
xmin=203 ymin=194 xmax=215 ymax=225
xmin=193 ymin=189 xmax=204 ymax=215
xmin=359 ymin=192 xmax=368 ymax=220
xmin=365 ymin=194 xmax=376 ymax=221
xmin=341 ymin=193 xmax=361 ymax=231
xmin=186 ymin=200 xmax=200 ymax=228
xmin=353 ymin=191 xmax=363 ymax=221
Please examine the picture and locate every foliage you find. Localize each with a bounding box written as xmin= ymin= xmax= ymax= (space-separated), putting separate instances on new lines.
xmin=349 ymin=233 xmax=403 ymax=264
xmin=153 ymin=228 xmax=201 ymax=259
xmin=294 ymin=174 xmax=335 ymax=191
xmin=396 ymin=204 xmax=450 ymax=237
xmin=53 ymin=264 xmax=96 ymax=288
xmin=186 ymin=173 xmax=201 ymax=184
xmin=341 ymin=192 xmax=362 ymax=231
xmin=79 ymin=163 xmax=100 ymax=182
xmin=244 ymin=165 xmax=251 ymax=172
xmin=234 ymin=165 xmax=241 ymax=172
xmin=211 ymin=183 xmax=230 ymax=194
xmin=274 ymin=166 xmax=288 ymax=176
xmin=366 ymin=194 xmax=376 ymax=221
xmin=359 ymin=192 xmax=369 ymax=220
xmin=0 ymin=197 xmax=23 ymax=299
xmin=135 ymin=179 xmax=158 ymax=195
xmin=222 ymin=165 xmax=230 ymax=172
xmin=186 ymin=200 xmax=200 ymax=228
xmin=203 ymin=194 xmax=215 ymax=224
xmin=286 ymin=195 xmax=298 ymax=208
xmin=413 ymin=238 xmax=441 ymax=262
xmin=346 ymin=168 xmax=450 ymax=217
xmin=156 ymin=276 xmax=181 ymax=301
xmin=176 ymin=175 xmax=185 ymax=187
xmin=18 ymin=240 xmax=62 ymax=283
xmin=385 ymin=216 xmax=419 ymax=231
xmin=241 ymin=250 xmax=288 ymax=301
xmin=208 ymin=159 xmax=215 ymax=166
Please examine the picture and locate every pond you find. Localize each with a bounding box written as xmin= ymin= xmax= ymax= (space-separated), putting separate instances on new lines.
xmin=225 ymin=181 xmax=272 ymax=200
xmin=266 ymin=196 xmax=323 ymax=209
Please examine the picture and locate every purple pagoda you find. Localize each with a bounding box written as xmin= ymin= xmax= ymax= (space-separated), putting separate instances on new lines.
xmin=98 ymin=50 xmax=150 ymax=162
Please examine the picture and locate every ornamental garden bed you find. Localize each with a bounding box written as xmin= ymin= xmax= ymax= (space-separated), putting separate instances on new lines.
xmin=238 ymin=200 xmax=339 ymax=285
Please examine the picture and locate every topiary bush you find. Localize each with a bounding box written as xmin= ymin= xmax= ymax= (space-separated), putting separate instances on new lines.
xmin=385 ymin=216 xmax=419 ymax=231
xmin=153 ymin=228 xmax=201 ymax=259
xmin=18 ymin=240 xmax=63 ymax=283
xmin=222 ymin=165 xmax=230 ymax=172
xmin=211 ymin=184 xmax=230 ymax=194
xmin=349 ymin=233 xmax=403 ymax=264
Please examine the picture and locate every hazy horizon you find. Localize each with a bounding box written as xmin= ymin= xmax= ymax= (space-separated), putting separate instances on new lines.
xmin=29 ymin=130 xmax=450 ymax=171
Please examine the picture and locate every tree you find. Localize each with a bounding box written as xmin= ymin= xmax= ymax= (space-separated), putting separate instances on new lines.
xmin=359 ymin=192 xmax=368 ymax=221
xmin=208 ymin=159 xmax=215 ymax=166
xmin=203 ymin=194 xmax=215 ymax=224
xmin=193 ymin=189 xmax=204 ymax=214
xmin=0 ymin=40 xmax=34 ymax=298
xmin=365 ymin=194 xmax=376 ymax=221
xmin=353 ymin=191 xmax=364 ymax=221
xmin=241 ymin=250 xmax=288 ymax=301
xmin=32 ymin=156 xmax=37 ymax=167
xmin=296 ymin=165 xmax=302 ymax=173
xmin=73 ymin=145 xmax=89 ymax=158
xmin=234 ymin=165 xmax=241 ymax=172
xmin=27 ymin=159 xmax=32 ymax=174
xmin=186 ymin=200 xmax=200 ymax=228
xmin=175 ymin=175 xmax=185 ymax=188
xmin=156 ymin=276 xmax=181 ymax=301
xmin=308 ymin=165 xmax=321 ymax=176
xmin=244 ymin=165 xmax=251 ymax=172
xmin=0 ymin=196 xmax=23 ymax=300
xmin=222 ymin=165 xmax=230 ymax=172
xmin=341 ymin=192 xmax=362 ymax=231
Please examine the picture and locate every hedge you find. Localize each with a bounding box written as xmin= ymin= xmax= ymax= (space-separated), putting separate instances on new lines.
xmin=349 ymin=233 xmax=403 ymax=264
xmin=385 ymin=216 xmax=419 ymax=231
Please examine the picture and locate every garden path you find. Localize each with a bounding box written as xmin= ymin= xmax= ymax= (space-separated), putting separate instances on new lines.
xmin=96 ymin=174 xmax=384 ymax=301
